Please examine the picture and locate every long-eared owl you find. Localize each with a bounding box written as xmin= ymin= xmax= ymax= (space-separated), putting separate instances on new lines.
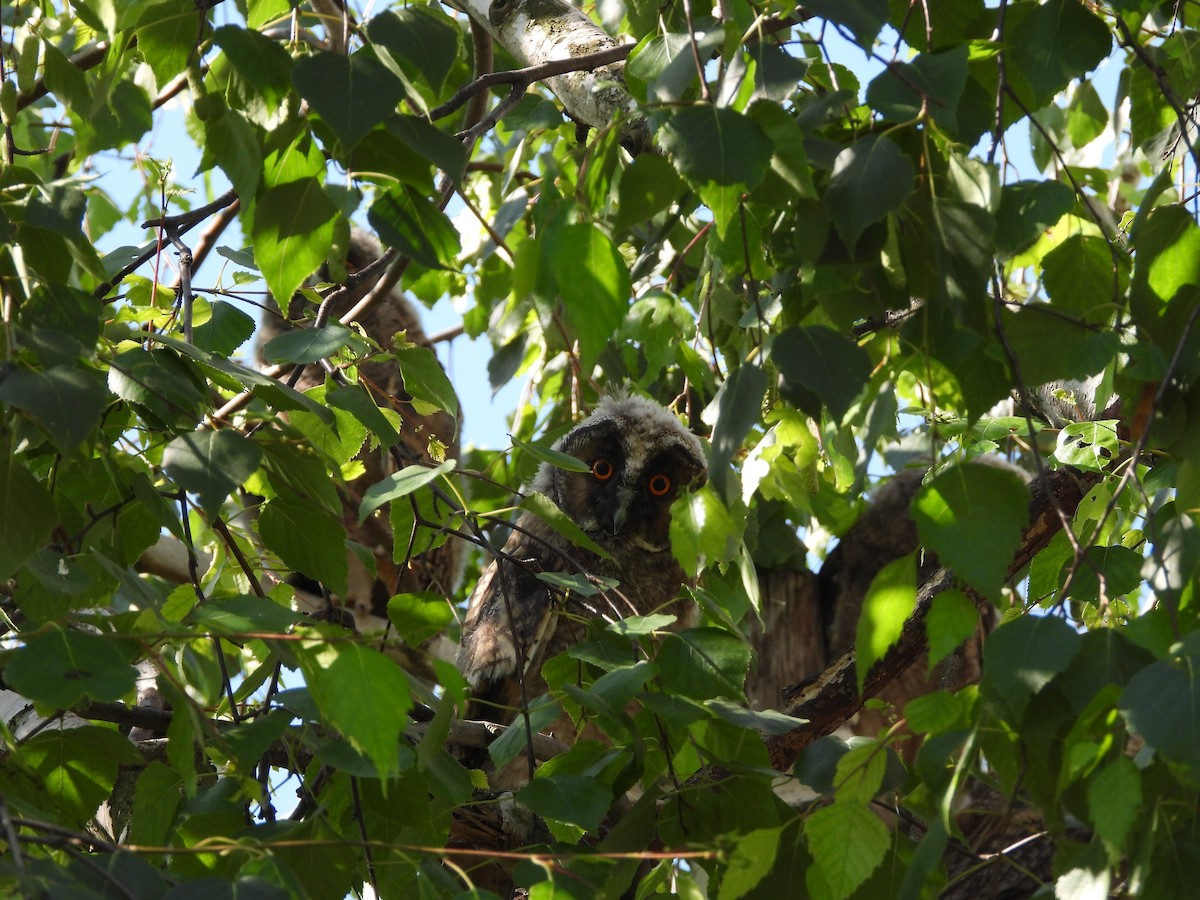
xmin=457 ymin=395 xmax=707 ymax=725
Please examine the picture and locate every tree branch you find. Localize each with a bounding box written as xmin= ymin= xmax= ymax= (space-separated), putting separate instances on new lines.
xmin=765 ymin=466 xmax=1101 ymax=771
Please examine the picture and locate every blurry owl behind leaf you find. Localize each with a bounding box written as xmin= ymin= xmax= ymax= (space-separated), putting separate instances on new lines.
xmin=457 ymin=395 xmax=707 ymax=730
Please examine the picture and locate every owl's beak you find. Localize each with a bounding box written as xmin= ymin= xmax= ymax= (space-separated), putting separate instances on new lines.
xmin=610 ymin=487 xmax=633 ymax=534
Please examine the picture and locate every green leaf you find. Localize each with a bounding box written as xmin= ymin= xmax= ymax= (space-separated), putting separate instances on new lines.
xmin=1068 ymin=545 xmax=1145 ymax=603
xmin=516 ymin=774 xmax=611 ymax=834
xmin=805 ymin=801 xmax=890 ymax=898
xmin=218 ymin=710 xmax=294 ymax=773
xmin=824 ymin=135 xmax=915 ymax=254
xmin=135 ymin=1 xmax=202 ymax=89
xmin=510 ymin=434 xmax=590 ymax=473
xmin=148 ymin=332 xmax=334 ymax=424
xmin=903 ymin=691 xmax=964 ymax=735
xmin=708 ymin=363 xmax=765 ymax=499
xmin=291 ymin=49 xmax=405 ymax=149
xmin=657 ymin=628 xmax=751 ymax=701
xmin=614 ymin=152 xmax=685 ymax=231
xmin=212 ymin=25 xmax=295 ymax=114
xmin=0 ymin=365 xmax=105 ymax=454
xmin=833 ymin=741 xmax=887 ymax=805
xmin=1130 ymin=206 xmax=1200 ymax=348
xmin=706 ymin=698 xmax=807 ymax=735
xmin=1067 ymin=80 xmax=1109 ymax=148
xmin=487 ymin=695 xmax=562 ymax=768
xmin=774 ymin=325 xmax=873 ymax=425
xmin=326 ymin=385 xmax=400 ymax=448
xmin=259 ymin=496 xmax=349 ymax=595
xmin=719 ymin=827 xmax=782 ymax=900
xmin=803 ymin=0 xmax=887 ymax=48
xmin=925 ymin=589 xmax=979 ymax=670
xmin=982 ymin=614 xmax=1081 ymax=720
xmin=626 ymin=32 xmax=716 ymax=103
xmin=0 ymin=456 xmax=54 ymax=581
xmin=251 ymin=177 xmax=338 ymax=310
xmin=20 ymin=726 xmax=142 ymax=825
xmin=368 ymin=185 xmax=461 ymax=271
xmin=187 ymin=594 xmax=304 ymax=635
xmin=163 ymin=430 xmax=264 ymax=518
xmin=1053 ymin=421 xmax=1121 ymax=472
xmin=1007 ymin=0 xmax=1112 ymax=107
xmin=911 ymin=463 xmax=1029 ymax=599
xmin=519 ymin=491 xmax=612 ymax=560
xmin=128 ymin=762 xmax=183 ymax=846
xmin=77 ymin=80 xmax=154 ymax=155
xmin=260 ymin=324 xmax=355 ymax=365
xmin=393 ymin=344 xmax=459 ymax=416
xmin=358 ymin=460 xmax=456 ymax=524
xmin=108 ymin=347 xmax=206 ymax=429
xmin=866 ymin=46 xmax=968 ymax=132
xmin=670 ymin=485 xmax=738 ymax=579
xmin=546 ymin=223 xmax=631 ymax=371
xmin=191 ymin=300 xmax=256 ymax=356
xmin=1086 ymin=755 xmax=1142 ymax=847
xmin=196 ymin=99 xmax=263 ymax=202
xmin=6 ymin=628 xmax=138 ymax=707
xmin=387 ymin=116 xmax=468 ymax=183
xmin=856 ymin=553 xmax=917 ymax=690
xmin=995 ymin=180 xmax=1075 ymax=259
xmin=387 ymin=592 xmax=455 ymax=646
xmin=609 ymin=614 xmax=678 ymax=637
xmin=1119 ymin=641 xmax=1200 ymax=775
xmin=1001 ymin=306 xmax=1120 ymax=387
xmin=367 ymin=7 xmax=460 ymax=98
xmin=1042 ymin=234 xmax=1125 ymax=323
xmin=298 ymin=639 xmax=411 ymax=778
xmin=659 ymin=106 xmax=773 ymax=188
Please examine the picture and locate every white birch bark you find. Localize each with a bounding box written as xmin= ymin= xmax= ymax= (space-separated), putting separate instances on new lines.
xmin=458 ymin=0 xmax=649 ymax=148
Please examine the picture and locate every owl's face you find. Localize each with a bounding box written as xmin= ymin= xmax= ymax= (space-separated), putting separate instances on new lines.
xmin=534 ymin=397 xmax=707 ymax=555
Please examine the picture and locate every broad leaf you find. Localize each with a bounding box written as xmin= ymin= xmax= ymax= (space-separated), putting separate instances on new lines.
xmin=516 ymin=774 xmax=611 ymax=835
xmin=6 ymin=627 xmax=138 ymax=707
xmin=0 ymin=457 xmax=56 ymax=580
xmin=911 ymin=463 xmax=1029 ymax=599
xmin=774 ymin=326 xmax=872 ymax=424
xmin=546 ymin=223 xmax=631 ymax=370
xmin=260 ymin=324 xmax=355 ymax=365
xmin=824 ymin=135 xmax=915 ymax=253
xmin=369 ymin=185 xmax=461 ymax=271
xmin=291 ymin=49 xmax=405 ymax=149
xmin=251 ymin=177 xmax=338 ymax=310
xmin=163 ymin=430 xmax=264 ymax=517
xmin=259 ymin=496 xmax=349 ymax=595
xmin=657 ymin=628 xmax=751 ymax=700
xmin=358 ymin=460 xmax=456 ymax=523
xmin=805 ymin=801 xmax=890 ymax=898
xmin=659 ymin=106 xmax=773 ymax=188
xmin=983 ymin=614 xmax=1081 ymax=720
xmin=856 ymin=553 xmax=917 ymax=690
xmin=387 ymin=592 xmax=455 ymax=646
xmin=0 ymin=365 xmax=106 ymax=454
xmin=298 ymin=638 xmax=412 ymax=778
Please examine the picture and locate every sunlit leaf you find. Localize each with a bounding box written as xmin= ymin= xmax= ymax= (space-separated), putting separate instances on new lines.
xmin=912 ymin=463 xmax=1029 ymax=599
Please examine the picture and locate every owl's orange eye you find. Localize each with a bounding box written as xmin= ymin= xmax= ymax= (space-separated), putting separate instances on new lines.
xmin=648 ymin=473 xmax=672 ymax=496
xmin=592 ymin=459 xmax=614 ymax=480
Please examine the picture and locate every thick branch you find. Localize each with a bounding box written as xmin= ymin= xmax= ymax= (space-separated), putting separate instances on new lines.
xmin=765 ymin=466 xmax=1101 ymax=771
xmin=456 ymin=0 xmax=648 ymax=151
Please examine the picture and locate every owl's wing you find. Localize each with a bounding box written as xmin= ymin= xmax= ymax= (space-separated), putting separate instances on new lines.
xmin=457 ymin=549 xmax=559 ymax=724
